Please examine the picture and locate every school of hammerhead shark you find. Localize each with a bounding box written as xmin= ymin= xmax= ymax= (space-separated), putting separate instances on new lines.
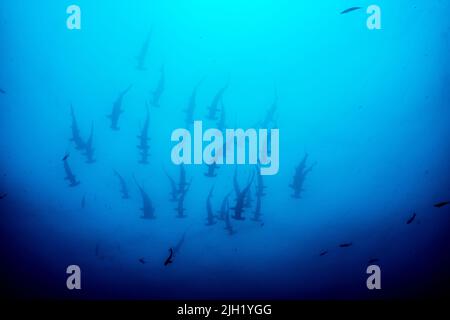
xmin=58 ymin=29 xmax=318 ymax=265
xmin=55 ymin=27 xmax=449 ymax=267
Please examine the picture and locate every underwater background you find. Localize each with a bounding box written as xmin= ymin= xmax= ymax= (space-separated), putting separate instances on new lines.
xmin=0 ymin=0 xmax=449 ymax=299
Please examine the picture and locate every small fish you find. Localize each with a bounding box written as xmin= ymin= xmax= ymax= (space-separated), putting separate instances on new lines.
xmin=319 ymin=250 xmax=328 ymax=256
xmin=339 ymin=242 xmax=353 ymax=248
xmin=406 ymin=212 xmax=416 ymax=224
xmin=62 ymin=153 xmax=70 ymax=161
xmin=164 ymin=248 xmax=174 ymax=266
xmin=139 ymin=258 xmax=147 ymax=264
xmin=0 ymin=88 xmax=5 ymax=94
xmin=340 ymin=7 xmax=362 ymax=14
xmin=434 ymin=201 xmax=449 ymax=208
xmin=0 ymin=193 xmax=7 ymax=200
xmin=368 ymin=258 xmax=379 ymax=264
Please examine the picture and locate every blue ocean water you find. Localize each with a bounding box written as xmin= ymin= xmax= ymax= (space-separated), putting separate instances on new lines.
xmin=0 ymin=1 xmax=449 ymax=299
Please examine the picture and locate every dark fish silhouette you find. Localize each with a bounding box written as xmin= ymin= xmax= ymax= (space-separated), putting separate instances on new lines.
xmin=216 ymin=99 xmax=227 ymax=131
xmin=217 ymin=192 xmax=232 ymax=220
xmin=406 ymin=212 xmax=416 ymax=224
xmin=339 ymin=242 xmax=353 ymax=248
xmin=260 ymin=88 xmax=278 ymax=128
xmin=255 ymin=166 xmax=267 ymax=197
xmin=206 ymin=187 xmax=217 ymax=226
xmin=162 ymin=235 xmax=185 ymax=267
xmin=204 ymin=142 xmax=226 ymax=178
xmin=178 ymin=165 xmax=190 ymax=195
xmin=0 ymin=88 xmax=5 ymax=94
xmin=251 ymin=189 xmax=262 ymax=222
xmin=266 ymin=131 xmax=273 ymax=155
xmin=244 ymin=183 xmax=253 ymax=208
xmin=62 ymin=153 xmax=70 ymax=161
xmin=139 ymin=258 xmax=147 ymax=264
xmin=175 ymin=186 xmax=189 ymax=218
xmin=114 ymin=170 xmax=130 ymax=199
xmin=206 ymin=83 xmax=229 ymax=121
xmin=137 ymin=104 xmax=150 ymax=164
xmin=224 ymin=208 xmax=235 ymax=235
xmin=70 ymin=105 xmax=86 ymax=150
xmin=434 ymin=201 xmax=449 ymax=208
xmin=341 ymin=7 xmax=362 ymax=14
xmin=136 ymin=30 xmax=152 ymax=71
xmin=108 ymin=85 xmax=132 ymax=130
xmin=150 ymin=65 xmax=164 ymax=107
xmin=164 ymin=169 xmax=178 ymax=202
xmin=290 ymin=153 xmax=316 ymax=199
xmin=83 ymin=123 xmax=95 ymax=163
xmin=233 ymin=168 xmax=241 ymax=199
xmin=164 ymin=248 xmax=174 ymax=266
xmin=204 ymin=163 xmax=218 ymax=177
xmin=232 ymin=173 xmax=255 ymax=220
xmin=134 ymin=176 xmax=155 ymax=219
xmin=0 ymin=193 xmax=7 ymax=200
xmin=368 ymin=258 xmax=379 ymax=264
xmin=319 ymin=250 xmax=328 ymax=256
xmin=63 ymin=158 xmax=80 ymax=187
xmin=184 ymin=79 xmax=203 ymax=127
